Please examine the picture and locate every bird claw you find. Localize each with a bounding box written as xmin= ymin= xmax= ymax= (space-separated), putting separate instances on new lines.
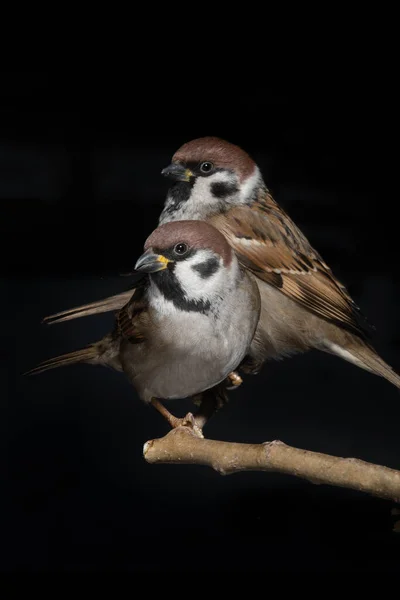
xmin=225 ymin=370 xmax=243 ymax=390
xmin=171 ymin=412 xmax=204 ymax=438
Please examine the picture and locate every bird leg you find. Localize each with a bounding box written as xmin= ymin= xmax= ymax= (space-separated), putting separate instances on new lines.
xmin=191 ymin=380 xmax=230 ymax=430
xmin=150 ymin=398 xmax=183 ymax=428
xmin=150 ymin=374 xmax=234 ymax=437
xmin=191 ymin=390 xmax=219 ymax=430
xmin=150 ymin=370 xmax=241 ymax=436
xmin=150 ymin=398 xmax=204 ymax=438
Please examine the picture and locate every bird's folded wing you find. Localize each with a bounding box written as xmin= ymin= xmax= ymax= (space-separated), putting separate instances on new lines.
xmin=115 ymin=281 xmax=150 ymax=344
xmin=211 ymin=199 xmax=374 ymax=340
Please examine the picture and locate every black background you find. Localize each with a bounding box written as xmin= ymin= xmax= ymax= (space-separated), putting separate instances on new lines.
xmin=3 ymin=71 xmax=400 ymax=574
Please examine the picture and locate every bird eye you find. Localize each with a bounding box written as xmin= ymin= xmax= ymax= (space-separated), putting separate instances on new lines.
xmin=173 ymin=242 xmax=189 ymax=256
xmin=200 ymin=161 xmax=214 ymax=173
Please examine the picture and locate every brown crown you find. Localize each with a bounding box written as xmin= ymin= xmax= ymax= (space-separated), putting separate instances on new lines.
xmin=144 ymin=220 xmax=232 ymax=266
xmin=172 ymin=136 xmax=256 ymax=182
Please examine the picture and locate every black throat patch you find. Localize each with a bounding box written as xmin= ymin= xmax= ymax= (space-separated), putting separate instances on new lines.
xmin=163 ymin=182 xmax=193 ymax=216
xmin=152 ymin=269 xmax=211 ymax=314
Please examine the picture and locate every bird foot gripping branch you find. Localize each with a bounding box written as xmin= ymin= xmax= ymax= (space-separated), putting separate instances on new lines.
xmin=150 ymin=399 xmax=205 ymax=438
xmin=164 ymin=411 xmax=205 ymax=439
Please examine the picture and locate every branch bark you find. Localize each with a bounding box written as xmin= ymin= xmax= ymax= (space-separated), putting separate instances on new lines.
xmin=143 ymin=418 xmax=400 ymax=503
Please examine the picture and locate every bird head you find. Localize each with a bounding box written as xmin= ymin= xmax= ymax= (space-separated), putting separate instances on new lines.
xmin=134 ymin=220 xmax=240 ymax=313
xmin=159 ymin=137 xmax=264 ymax=223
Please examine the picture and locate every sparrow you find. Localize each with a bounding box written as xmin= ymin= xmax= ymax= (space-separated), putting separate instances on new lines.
xmin=42 ymin=137 xmax=400 ymax=390
xmin=158 ymin=137 xmax=400 ymax=387
xmin=27 ymin=220 xmax=261 ymax=428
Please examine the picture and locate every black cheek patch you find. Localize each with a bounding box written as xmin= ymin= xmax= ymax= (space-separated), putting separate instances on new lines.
xmin=211 ymin=181 xmax=239 ymax=198
xmin=192 ymin=258 xmax=219 ymax=279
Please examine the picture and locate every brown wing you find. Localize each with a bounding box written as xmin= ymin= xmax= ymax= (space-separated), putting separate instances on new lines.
xmin=114 ymin=278 xmax=150 ymax=344
xmin=210 ymin=192 xmax=374 ymax=340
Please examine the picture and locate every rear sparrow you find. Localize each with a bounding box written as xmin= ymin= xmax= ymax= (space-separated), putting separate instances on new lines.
xmin=158 ymin=137 xmax=400 ymax=388
xmin=27 ymin=220 xmax=261 ymax=428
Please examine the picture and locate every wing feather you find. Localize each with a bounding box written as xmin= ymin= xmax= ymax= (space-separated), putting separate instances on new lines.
xmin=114 ymin=279 xmax=149 ymax=344
xmin=211 ymin=193 xmax=374 ymax=340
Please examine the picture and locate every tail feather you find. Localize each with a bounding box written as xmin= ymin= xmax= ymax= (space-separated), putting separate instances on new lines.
xmin=24 ymin=345 xmax=99 ymax=376
xmin=43 ymin=290 xmax=134 ymax=325
xmin=326 ymin=341 xmax=400 ymax=389
xmin=350 ymin=345 xmax=400 ymax=389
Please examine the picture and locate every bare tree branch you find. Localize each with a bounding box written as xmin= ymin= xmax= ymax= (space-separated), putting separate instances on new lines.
xmin=143 ymin=416 xmax=400 ymax=503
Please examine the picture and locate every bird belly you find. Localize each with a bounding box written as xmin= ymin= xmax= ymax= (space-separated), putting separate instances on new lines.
xmin=120 ymin=315 xmax=247 ymax=403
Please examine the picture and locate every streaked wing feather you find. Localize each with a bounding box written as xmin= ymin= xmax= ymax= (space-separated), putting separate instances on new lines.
xmin=115 ymin=279 xmax=149 ymax=344
xmin=211 ymin=196 xmax=374 ymax=340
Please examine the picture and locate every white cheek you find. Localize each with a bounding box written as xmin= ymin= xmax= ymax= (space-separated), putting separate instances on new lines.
xmin=174 ymin=251 xmax=226 ymax=301
xmin=191 ymin=171 xmax=233 ymax=203
xmin=191 ymin=175 xmax=214 ymax=203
